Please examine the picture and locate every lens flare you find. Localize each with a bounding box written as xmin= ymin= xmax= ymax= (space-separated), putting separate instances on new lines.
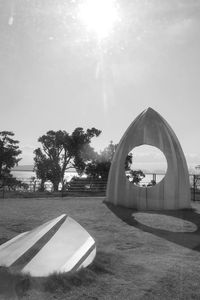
xmin=78 ymin=0 xmax=119 ymax=40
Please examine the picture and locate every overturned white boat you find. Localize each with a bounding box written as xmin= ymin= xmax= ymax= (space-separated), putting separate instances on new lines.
xmin=0 ymin=214 xmax=96 ymax=277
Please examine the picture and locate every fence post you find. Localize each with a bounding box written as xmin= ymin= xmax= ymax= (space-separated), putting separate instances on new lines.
xmin=193 ymin=175 xmax=196 ymax=201
xmin=2 ymin=186 xmax=5 ymax=199
xmin=153 ymin=173 xmax=156 ymax=183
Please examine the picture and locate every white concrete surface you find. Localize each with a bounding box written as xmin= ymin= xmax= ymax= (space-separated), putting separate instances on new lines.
xmin=0 ymin=214 xmax=96 ymax=276
xmin=106 ymin=107 xmax=191 ymax=210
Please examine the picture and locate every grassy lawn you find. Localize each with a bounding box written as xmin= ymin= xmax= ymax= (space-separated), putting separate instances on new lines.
xmin=1 ymin=197 xmax=200 ymax=299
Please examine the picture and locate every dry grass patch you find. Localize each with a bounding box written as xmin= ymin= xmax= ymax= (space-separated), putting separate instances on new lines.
xmin=0 ymin=251 xmax=114 ymax=299
xmin=1 ymin=198 xmax=200 ymax=299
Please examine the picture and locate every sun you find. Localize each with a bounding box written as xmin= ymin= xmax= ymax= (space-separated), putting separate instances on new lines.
xmin=78 ymin=0 xmax=119 ymax=40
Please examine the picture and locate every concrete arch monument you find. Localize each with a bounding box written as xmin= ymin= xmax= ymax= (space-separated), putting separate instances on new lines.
xmin=106 ymin=107 xmax=191 ymax=210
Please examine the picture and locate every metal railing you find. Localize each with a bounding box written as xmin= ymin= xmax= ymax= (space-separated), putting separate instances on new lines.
xmin=190 ymin=174 xmax=200 ymax=201
xmin=1 ymin=173 xmax=200 ymax=200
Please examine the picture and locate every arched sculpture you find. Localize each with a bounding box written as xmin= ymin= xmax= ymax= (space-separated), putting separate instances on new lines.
xmin=106 ymin=107 xmax=191 ymax=210
xmin=0 ymin=214 xmax=96 ymax=276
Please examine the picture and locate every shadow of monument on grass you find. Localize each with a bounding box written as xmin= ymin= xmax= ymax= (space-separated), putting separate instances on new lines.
xmin=104 ymin=202 xmax=200 ymax=252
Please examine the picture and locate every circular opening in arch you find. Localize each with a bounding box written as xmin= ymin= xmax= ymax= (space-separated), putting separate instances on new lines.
xmin=125 ymin=145 xmax=168 ymax=187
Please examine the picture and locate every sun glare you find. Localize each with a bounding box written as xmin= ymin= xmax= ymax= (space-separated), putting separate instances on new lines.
xmin=78 ymin=0 xmax=119 ymax=40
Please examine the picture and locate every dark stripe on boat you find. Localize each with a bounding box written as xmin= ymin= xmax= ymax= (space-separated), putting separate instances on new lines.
xmin=70 ymin=242 xmax=96 ymax=272
xmin=10 ymin=215 xmax=67 ymax=272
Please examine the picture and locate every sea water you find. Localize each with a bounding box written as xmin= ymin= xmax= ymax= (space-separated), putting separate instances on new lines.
xmin=11 ymin=170 xmax=78 ymax=191
xmin=11 ymin=171 xmax=165 ymax=183
xmin=11 ymin=171 xmax=77 ymax=180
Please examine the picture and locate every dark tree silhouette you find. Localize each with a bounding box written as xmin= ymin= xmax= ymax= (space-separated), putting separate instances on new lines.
xmin=85 ymin=141 xmax=135 ymax=180
xmin=125 ymin=152 xmax=133 ymax=171
xmin=0 ymin=131 xmax=22 ymax=188
xmin=85 ymin=141 xmax=118 ymax=179
xmin=127 ymin=169 xmax=145 ymax=185
xmin=34 ymin=128 xmax=101 ymax=191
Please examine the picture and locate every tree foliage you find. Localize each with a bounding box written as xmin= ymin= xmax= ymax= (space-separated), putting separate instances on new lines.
xmin=125 ymin=152 xmax=133 ymax=171
xmin=125 ymin=150 xmax=146 ymax=185
xmin=33 ymin=128 xmax=101 ymax=191
xmin=85 ymin=141 xmax=118 ymax=179
xmin=85 ymin=142 xmax=137 ymax=180
xmin=1 ymin=174 xmax=28 ymax=191
xmin=0 ymin=131 xmax=22 ymax=188
xmin=80 ymin=138 xmax=147 ymax=186
xmin=127 ymin=169 xmax=145 ymax=185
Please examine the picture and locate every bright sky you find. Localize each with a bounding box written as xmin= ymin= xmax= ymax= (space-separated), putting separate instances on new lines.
xmin=0 ymin=0 xmax=200 ymax=169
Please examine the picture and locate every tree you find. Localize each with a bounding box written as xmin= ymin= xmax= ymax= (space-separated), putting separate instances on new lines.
xmin=85 ymin=141 xmax=118 ymax=179
xmin=85 ymin=141 xmax=136 ymax=179
xmin=33 ymin=128 xmax=101 ymax=191
xmin=84 ymin=141 xmax=146 ymax=184
xmin=125 ymin=152 xmax=133 ymax=171
xmin=34 ymin=148 xmax=58 ymax=191
xmin=85 ymin=160 xmax=111 ymax=179
xmin=127 ymin=169 xmax=145 ymax=185
xmin=0 ymin=131 xmax=22 ymax=188
xmin=1 ymin=174 xmax=27 ymax=191
xmin=125 ymin=150 xmax=146 ymax=185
